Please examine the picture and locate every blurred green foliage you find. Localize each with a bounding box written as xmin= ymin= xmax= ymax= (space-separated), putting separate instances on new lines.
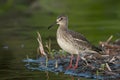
xmin=0 ymin=0 xmax=120 ymax=50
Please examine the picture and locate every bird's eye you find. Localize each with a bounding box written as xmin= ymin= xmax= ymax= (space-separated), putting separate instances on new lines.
xmin=59 ymin=17 xmax=63 ymax=21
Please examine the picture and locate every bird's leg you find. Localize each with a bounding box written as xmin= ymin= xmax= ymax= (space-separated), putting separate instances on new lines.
xmin=73 ymin=54 xmax=80 ymax=69
xmin=66 ymin=54 xmax=73 ymax=69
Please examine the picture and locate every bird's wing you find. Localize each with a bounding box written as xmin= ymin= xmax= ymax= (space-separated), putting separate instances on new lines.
xmin=68 ymin=30 xmax=92 ymax=49
xmin=68 ymin=30 xmax=90 ymax=43
xmin=68 ymin=30 xmax=102 ymax=52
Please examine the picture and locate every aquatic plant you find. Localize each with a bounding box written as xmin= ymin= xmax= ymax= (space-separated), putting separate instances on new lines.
xmin=37 ymin=32 xmax=48 ymax=67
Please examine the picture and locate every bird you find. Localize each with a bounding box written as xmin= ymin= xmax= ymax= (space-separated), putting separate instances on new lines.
xmin=48 ymin=15 xmax=101 ymax=69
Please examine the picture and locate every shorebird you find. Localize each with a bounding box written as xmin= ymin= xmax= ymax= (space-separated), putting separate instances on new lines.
xmin=48 ymin=15 xmax=101 ymax=69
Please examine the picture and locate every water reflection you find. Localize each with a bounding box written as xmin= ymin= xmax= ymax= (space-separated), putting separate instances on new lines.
xmin=0 ymin=46 xmax=15 ymax=79
xmin=45 ymin=71 xmax=49 ymax=80
xmin=44 ymin=71 xmax=86 ymax=80
xmin=0 ymin=47 xmax=14 ymax=69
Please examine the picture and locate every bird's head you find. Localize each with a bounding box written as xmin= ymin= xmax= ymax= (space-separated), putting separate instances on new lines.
xmin=48 ymin=15 xmax=68 ymax=29
xmin=56 ymin=15 xmax=68 ymax=25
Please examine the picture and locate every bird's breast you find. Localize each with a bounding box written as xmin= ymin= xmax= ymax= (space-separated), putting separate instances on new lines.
xmin=57 ymin=32 xmax=77 ymax=54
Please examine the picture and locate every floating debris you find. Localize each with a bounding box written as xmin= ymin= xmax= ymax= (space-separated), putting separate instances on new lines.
xmin=23 ymin=54 xmax=120 ymax=79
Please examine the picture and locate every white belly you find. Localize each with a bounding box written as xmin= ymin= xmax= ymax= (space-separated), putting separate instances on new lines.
xmin=57 ymin=37 xmax=77 ymax=54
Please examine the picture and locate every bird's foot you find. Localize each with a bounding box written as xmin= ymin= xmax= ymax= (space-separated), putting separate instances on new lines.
xmin=66 ymin=64 xmax=73 ymax=69
xmin=73 ymin=65 xmax=78 ymax=69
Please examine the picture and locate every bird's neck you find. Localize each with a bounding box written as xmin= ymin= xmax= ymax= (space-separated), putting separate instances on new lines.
xmin=58 ymin=23 xmax=68 ymax=31
xmin=58 ymin=26 xmax=68 ymax=34
xmin=57 ymin=22 xmax=69 ymax=39
xmin=57 ymin=26 xmax=67 ymax=40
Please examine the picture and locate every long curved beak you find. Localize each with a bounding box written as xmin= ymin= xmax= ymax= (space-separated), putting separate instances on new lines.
xmin=48 ymin=22 xmax=57 ymax=29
